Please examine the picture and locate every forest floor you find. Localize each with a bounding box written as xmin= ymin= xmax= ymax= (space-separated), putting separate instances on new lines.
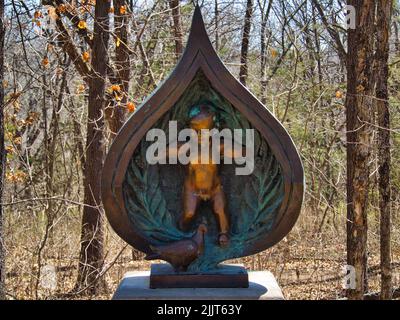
xmin=4 ymin=208 xmax=400 ymax=300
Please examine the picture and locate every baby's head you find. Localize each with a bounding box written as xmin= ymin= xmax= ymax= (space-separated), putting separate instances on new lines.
xmin=188 ymin=104 xmax=216 ymax=131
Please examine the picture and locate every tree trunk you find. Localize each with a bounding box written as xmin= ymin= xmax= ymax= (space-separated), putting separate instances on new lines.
xmin=106 ymin=0 xmax=130 ymax=136
xmin=214 ymin=0 xmax=219 ymax=52
xmin=239 ymin=0 xmax=254 ymax=85
xmin=376 ymin=0 xmax=393 ymax=300
xmin=75 ymin=0 xmax=111 ymax=294
xmin=0 ymin=0 xmax=5 ymax=301
xmin=259 ymin=0 xmax=273 ymax=104
xmin=113 ymin=1 xmax=133 ymax=262
xmin=169 ymin=0 xmax=183 ymax=59
xmin=345 ymin=0 xmax=376 ymax=300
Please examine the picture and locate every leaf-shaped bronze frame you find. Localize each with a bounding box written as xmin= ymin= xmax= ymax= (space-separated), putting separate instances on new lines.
xmin=101 ymin=6 xmax=304 ymax=257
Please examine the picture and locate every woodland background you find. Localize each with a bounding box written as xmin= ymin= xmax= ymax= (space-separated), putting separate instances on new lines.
xmin=0 ymin=0 xmax=399 ymax=300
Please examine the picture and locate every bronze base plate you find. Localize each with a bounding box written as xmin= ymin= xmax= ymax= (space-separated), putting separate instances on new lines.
xmin=149 ymin=263 xmax=249 ymax=289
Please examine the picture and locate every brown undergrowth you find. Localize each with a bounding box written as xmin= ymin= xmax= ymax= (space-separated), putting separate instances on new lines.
xmin=4 ymin=207 xmax=399 ymax=300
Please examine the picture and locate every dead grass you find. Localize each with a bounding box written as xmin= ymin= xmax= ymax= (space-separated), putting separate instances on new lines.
xmin=3 ymin=206 xmax=399 ymax=300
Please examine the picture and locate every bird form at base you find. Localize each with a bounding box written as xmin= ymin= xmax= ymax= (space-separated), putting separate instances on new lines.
xmin=145 ymin=224 xmax=207 ymax=272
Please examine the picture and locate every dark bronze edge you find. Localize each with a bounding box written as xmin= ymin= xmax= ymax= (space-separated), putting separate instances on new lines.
xmin=101 ymin=5 xmax=304 ymax=256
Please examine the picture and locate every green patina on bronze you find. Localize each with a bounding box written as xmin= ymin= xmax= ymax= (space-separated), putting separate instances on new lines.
xmin=122 ymin=72 xmax=284 ymax=272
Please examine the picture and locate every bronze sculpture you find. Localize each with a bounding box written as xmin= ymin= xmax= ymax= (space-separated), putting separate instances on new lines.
xmin=101 ymin=6 xmax=304 ymax=288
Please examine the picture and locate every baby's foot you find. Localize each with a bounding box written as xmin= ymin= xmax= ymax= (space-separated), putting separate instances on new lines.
xmin=218 ymin=233 xmax=229 ymax=247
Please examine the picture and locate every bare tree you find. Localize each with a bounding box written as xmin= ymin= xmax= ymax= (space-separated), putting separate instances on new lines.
xmin=0 ymin=0 xmax=5 ymax=301
xmin=345 ymin=0 xmax=376 ymax=300
xmin=75 ymin=0 xmax=112 ymax=294
xmin=376 ymin=0 xmax=393 ymax=300
xmin=239 ymin=0 xmax=254 ymax=85
xmin=214 ymin=0 xmax=220 ymax=51
xmin=258 ymin=0 xmax=273 ymax=104
xmin=169 ymin=0 xmax=184 ymax=59
xmin=311 ymin=0 xmax=347 ymax=66
xmin=106 ymin=0 xmax=130 ymax=136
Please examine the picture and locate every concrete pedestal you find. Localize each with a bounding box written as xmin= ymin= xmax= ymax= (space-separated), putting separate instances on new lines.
xmin=112 ymin=271 xmax=284 ymax=300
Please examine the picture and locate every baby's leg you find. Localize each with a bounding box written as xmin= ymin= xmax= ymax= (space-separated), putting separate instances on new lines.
xmin=179 ymin=187 xmax=200 ymax=231
xmin=212 ymin=187 xmax=229 ymax=247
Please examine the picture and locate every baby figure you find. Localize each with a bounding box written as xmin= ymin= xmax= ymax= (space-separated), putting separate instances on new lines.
xmin=177 ymin=104 xmax=230 ymax=247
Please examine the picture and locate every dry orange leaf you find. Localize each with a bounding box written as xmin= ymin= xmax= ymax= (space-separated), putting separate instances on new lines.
xmin=109 ymin=7 xmax=114 ymax=14
xmin=15 ymin=171 xmax=27 ymax=180
xmin=82 ymin=51 xmax=90 ymax=62
xmin=6 ymin=170 xmax=27 ymax=183
xmin=34 ymin=11 xmax=43 ymax=19
xmin=127 ymin=102 xmax=136 ymax=113
xmin=120 ymin=5 xmax=127 ymax=14
xmin=110 ymin=84 xmax=121 ymax=92
xmin=76 ymin=84 xmax=85 ymax=94
xmin=78 ymin=20 xmax=87 ymax=30
xmin=6 ymin=173 xmax=16 ymax=182
xmin=58 ymin=4 xmax=67 ymax=13
xmin=42 ymin=57 xmax=49 ymax=67
xmin=335 ymin=90 xmax=343 ymax=99
xmin=270 ymin=48 xmax=278 ymax=58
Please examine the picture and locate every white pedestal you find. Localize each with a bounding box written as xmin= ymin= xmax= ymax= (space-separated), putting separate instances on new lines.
xmin=112 ymin=271 xmax=284 ymax=300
